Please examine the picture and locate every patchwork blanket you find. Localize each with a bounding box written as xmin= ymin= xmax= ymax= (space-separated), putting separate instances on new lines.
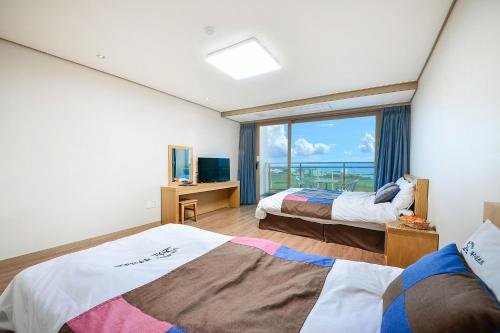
xmin=58 ymin=237 xmax=335 ymax=333
xmin=281 ymin=189 xmax=342 ymax=220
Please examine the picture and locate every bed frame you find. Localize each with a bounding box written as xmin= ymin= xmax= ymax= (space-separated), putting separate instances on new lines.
xmin=483 ymin=202 xmax=500 ymax=228
xmin=403 ymin=174 xmax=429 ymax=220
xmin=259 ymin=174 xmax=430 ymax=254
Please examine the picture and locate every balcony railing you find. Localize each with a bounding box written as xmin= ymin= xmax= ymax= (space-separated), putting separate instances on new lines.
xmin=263 ymin=161 xmax=375 ymax=195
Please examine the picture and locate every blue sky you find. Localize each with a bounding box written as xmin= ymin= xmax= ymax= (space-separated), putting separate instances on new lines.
xmin=261 ymin=115 xmax=376 ymax=163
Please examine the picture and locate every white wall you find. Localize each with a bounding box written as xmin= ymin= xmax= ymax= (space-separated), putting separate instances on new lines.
xmin=411 ymin=0 xmax=500 ymax=247
xmin=0 ymin=40 xmax=239 ymax=260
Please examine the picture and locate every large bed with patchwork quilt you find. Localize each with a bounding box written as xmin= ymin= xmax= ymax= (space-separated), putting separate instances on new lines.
xmin=255 ymin=175 xmax=429 ymax=253
xmin=1 ymin=211 xmax=500 ymax=333
xmin=0 ymin=224 xmax=401 ymax=333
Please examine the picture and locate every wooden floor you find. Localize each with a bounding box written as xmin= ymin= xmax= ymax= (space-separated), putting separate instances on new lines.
xmin=186 ymin=205 xmax=384 ymax=264
xmin=0 ymin=205 xmax=383 ymax=293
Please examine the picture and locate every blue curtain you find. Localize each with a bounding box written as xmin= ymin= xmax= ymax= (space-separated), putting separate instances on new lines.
xmin=376 ymin=105 xmax=411 ymax=189
xmin=238 ymin=124 xmax=257 ymax=204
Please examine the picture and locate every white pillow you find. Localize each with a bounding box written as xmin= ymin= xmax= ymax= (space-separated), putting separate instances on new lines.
xmin=400 ymin=209 xmax=414 ymax=216
xmin=461 ymin=220 xmax=500 ymax=301
xmin=395 ymin=177 xmax=412 ymax=190
xmin=391 ymin=177 xmax=415 ymax=210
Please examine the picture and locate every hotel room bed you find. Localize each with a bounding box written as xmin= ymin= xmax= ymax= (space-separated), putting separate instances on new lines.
xmin=1 ymin=212 xmax=499 ymax=333
xmin=255 ymin=175 xmax=429 ymax=253
xmin=0 ymin=224 xmax=402 ymax=333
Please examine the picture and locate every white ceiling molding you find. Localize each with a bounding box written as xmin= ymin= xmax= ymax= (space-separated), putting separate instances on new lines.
xmin=227 ymin=90 xmax=415 ymax=122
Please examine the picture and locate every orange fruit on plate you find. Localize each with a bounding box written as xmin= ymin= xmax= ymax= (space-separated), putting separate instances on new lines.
xmin=400 ymin=215 xmax=426 ymax=223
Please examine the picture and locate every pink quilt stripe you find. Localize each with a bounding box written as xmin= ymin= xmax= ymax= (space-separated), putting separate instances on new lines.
xmin=285 ymin=194 xmax=308 ymax=202
xmin=67 ymin=296 xmax=173 ymax=333
xmin=231 ymin=237 xmax=281 ymax=255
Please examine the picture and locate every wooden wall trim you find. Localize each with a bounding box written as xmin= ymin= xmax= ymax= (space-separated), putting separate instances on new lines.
xmin=0 ymin=38 xmax=222 ymax=115
xmin=222 ymin=81 xmax=417 ymax=117
xmin=410 ymin=0 xmax=457 ymax=102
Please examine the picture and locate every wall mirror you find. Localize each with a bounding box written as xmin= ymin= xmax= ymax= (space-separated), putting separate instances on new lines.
xmin=168 ymin=145 xmax=193 ymax=185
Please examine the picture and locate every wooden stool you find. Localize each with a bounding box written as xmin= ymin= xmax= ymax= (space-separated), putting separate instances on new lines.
xmin=179 ymin=199 xmax=198 ymax=224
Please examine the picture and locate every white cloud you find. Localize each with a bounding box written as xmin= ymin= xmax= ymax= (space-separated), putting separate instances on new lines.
xmin=294 ymin=138 xmax=332 ymax=156
xmin=344 ymin=151 xmax=352 ymax=156
xmin=317 ymin=123 xmax=335 ymax=127
xmin=263 ymin=125 xmax=288 ymax=158
xmin=261 ymin=126 xmax=334 ymax=158
xmin=358 ymin=132 xmax=375 ymax=153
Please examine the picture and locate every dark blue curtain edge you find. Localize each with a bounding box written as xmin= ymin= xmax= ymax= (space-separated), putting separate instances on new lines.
xmin=375 ymin=105 xmax=411 ymax=189
xmin=238 ymin=123 xmax=257 ymax=205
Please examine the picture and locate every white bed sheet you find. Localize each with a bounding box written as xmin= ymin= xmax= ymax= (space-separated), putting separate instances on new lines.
xmin=0 ymin=224 xmax=401 ymax=333
xmin=255 ymin=188 xmax=401 ymax=230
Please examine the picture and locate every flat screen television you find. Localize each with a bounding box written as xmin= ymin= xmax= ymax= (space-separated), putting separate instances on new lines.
xmin=198 ymin=157 xmax=230 ymax=183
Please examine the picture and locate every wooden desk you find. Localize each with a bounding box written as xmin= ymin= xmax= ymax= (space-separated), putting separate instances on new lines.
xmin=161 ymin=181 xmax=240 ymax=224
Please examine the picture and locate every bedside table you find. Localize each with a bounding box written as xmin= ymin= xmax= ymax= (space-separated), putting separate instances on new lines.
xmin=384 ymin=221 xmax=439 ymax=268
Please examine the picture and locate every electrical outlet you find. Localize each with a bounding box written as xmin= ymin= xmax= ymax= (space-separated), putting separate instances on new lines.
xmin=146 ymin=200 xmax=158 ymax=209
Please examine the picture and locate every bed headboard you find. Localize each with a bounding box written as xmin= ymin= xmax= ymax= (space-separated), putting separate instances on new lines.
xmin=403 ymin=174 xmax=429 ymax=220
xmin=483 ymin=202 xmax=500 ymax=228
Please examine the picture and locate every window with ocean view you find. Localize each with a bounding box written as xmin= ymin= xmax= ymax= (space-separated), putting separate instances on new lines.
xmin=259 ymin=115 xmax=377 ymax=197
xmin=259 ymin=123 xmax=289 ymax=195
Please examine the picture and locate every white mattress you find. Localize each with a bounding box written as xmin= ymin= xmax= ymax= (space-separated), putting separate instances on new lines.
xmin=256 ymin=188 xmax=402 ymax=231
xmin=0 ymin=224 xmax=402 ymax=333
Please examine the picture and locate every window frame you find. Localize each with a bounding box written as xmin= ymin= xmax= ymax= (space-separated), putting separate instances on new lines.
xmin=255 ymin=109 xmax=382 ymax=199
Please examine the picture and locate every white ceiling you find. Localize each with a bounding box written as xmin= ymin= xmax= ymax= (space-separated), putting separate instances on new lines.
xmin=0 ymin=0 xmax=452 ymax=114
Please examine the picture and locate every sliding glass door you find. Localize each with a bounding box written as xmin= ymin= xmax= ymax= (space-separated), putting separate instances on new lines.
xmin=258 ymin=123 xmax=289 ymax=197
xmin=291 ymin=116 xmax=377 ymax=192
xmin=257 ymin=113 xmax=378 ymax=198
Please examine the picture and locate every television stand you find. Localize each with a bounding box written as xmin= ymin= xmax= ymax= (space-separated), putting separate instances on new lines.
xmin=161 ymin=181 xmax=240 ymax=224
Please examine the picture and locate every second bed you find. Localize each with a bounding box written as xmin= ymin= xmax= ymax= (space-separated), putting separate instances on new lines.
xmin=256 ymin=175 xmax=429 ymax=253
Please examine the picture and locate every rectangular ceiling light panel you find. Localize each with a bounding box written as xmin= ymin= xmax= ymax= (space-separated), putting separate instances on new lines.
xmin=206 ymin=38 xmax=280 ymax=80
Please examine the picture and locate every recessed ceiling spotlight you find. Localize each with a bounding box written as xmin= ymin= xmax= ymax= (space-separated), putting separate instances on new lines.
xmin=204 ymin=26 xmax=215 ymax=35
xmin=96 ymin=54 xmax=106 ymax=59
xmin=206 ymin=38 xmax=280 ymax=80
